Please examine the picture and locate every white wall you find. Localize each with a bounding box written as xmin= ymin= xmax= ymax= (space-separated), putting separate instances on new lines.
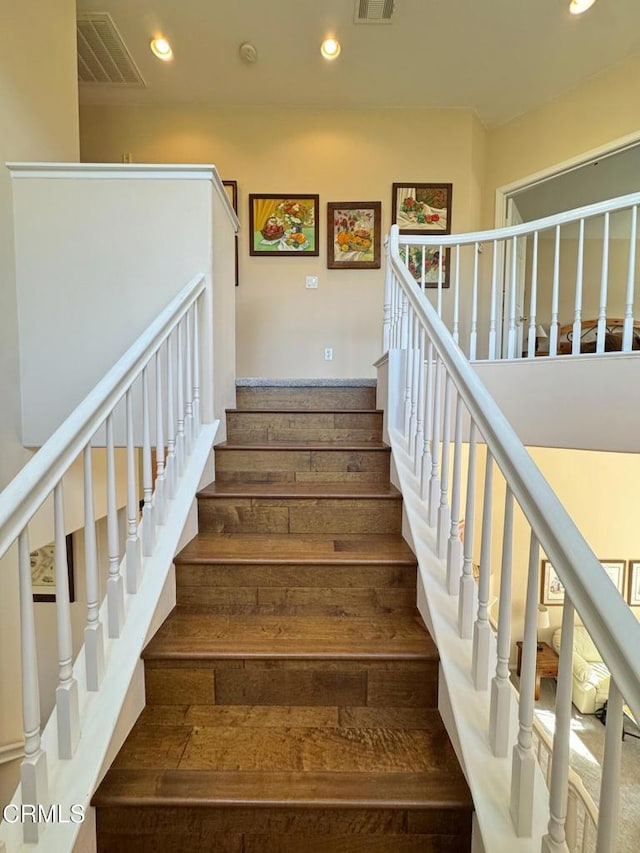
xmin=0 ymin=0 xmax=79 ymax=803
xmin=79 ymin=104 xmax=487 ymax=379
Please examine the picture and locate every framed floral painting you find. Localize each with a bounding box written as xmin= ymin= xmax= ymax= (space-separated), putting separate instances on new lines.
xmin=628 ymin=560 xmax=640 ymax=605
xmin=30 ymin=534 xmax=75 ymax=603
xmin=392 ymin=183 xmax=452 ymax=235
xmin=223 ymin=180 xmax=239 ymax=286
xmin=249 ymin=194 xmax=319 ymax=256
xmin=327 ymin=201 xmax=381 ymax=269
xmin=402 ymin=245 xmax=450 ymax=288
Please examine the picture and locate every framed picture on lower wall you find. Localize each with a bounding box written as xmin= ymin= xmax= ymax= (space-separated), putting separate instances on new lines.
xmin=600 ymin=559 xmax=626 ymax=596
xmin=628 ymin=561 xmax=640 ymax=605
xmin=30 ymin=534 xmax=75 ymax=602
xmin=540 ymin=560 xmax=565 ymax=606
xmin=222 ymin=180 xmax=239 ymax=286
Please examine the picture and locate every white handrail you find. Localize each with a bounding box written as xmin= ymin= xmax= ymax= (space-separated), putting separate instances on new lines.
xmin=0 ymin=275 xmax=205 ymax=559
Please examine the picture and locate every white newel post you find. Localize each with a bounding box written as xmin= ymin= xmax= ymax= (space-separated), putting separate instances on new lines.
xmin=542 ymin=600 xmax=574 ymax=853
xmin=427 ymin=356 xmax=442 ymax=526
xmin=489 ymin=487 xmax=514 ymax=756
xmin=155 ymin=348 xmax=167 ymax=525
xmin=446 ymin=391 xmax=463 ymax=595
xmin=192 ymin=300 xmax=201 ymax=433
xmin=53 ymin=484 xmax=80 ymax=760
xmin=622 ymin=205 xmax=638 ymax=352
xmin=383 ymin=238 xmax=392 ymax=352
xmin=596 ymin=681 xmax=623 ymax=852
xmin=572 ymin=220 xmax=585 ymax=355
xmin=106 ymin=415 xmax=125 ymax=638
xmin=18 ymin=530 xmax=49 ymax=843
xmin=184 ymin=310 xmax=194 ymax=455
xmin=420 ymin=342 xmax=434 ymax=498
xmin=458 ymin=421 xmax=477 ymax=639
xmin=470 ymin=242 xmax=479 ymax=360
xmin=549 ymin=226 xmax=561 ymax=356
xmin=83 ymin=444 xmax=105 ymax=691
xmin=408 ymin=316 xmax=419 ymax=443
xmin=510 ymin=532 xmax=540 ymax=836
xmin=472 ymin=451 xmax=494 ymax=689
xmin=142 ymin=366 xmax=156 ymax=557
xmin=507 ymin=236 xmax=518 ymax=359
xmin=436 ymin=374 xmax=452 ymax=558
xmin=125 ymin=389 xmax=142 ymax=593
xmin=527 ymin=231 xmax=540 ymax=358
xmin=166 ymin=332 xmax=177 ymax=500
xmin=596 ymin=211 xmax=610 ymax=353
xmin=176 ymin=319 xmax=186 ymax=476
xmin=488 ymin=240 xmax=499 ymax=360
xmin=401 ymin=297 xmax=412 ymax=436
xmin=413 ymin=326 xmax=426 ymax=474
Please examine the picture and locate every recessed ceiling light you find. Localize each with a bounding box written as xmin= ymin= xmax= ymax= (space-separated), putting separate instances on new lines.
xmin=321 ymin=37 xmax=341 ymax=60
xmin=150 ymin=37 xmax=173 ymax=61
xmin=569 ymin=0 xmax=596 ymax=15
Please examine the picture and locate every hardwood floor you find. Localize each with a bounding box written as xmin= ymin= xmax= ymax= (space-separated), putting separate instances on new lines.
xmin=92 ymin=384 xmax=473 ymax=852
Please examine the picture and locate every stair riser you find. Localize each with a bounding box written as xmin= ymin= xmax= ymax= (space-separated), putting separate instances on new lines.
xmin=97 ymin=806 xmax=471 ymax=852
xmin=226 ymin=411 xmax=382 ymax=444
xmin=176 ymin=563 xmax=417 ymax=589
xmin=215 ymin=448 xmax=391 ymax=484
xmin=236 ymin=386 xmax=377 ymax=410
xmin=144 ymin=660 xmax=438 ymax=709
xmin=198 ymin=497 xmax=402 ymax=535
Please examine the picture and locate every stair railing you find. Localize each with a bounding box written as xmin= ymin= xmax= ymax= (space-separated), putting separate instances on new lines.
xmin=0 ymin=274 xmax=216 ymax=848
xmin=384 ymin=223 xmax=640 ymax=852
xmin=389 ymin=191 xmax=640 ymax=361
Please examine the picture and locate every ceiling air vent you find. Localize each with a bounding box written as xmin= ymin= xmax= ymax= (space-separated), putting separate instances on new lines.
xmin=354 ymin=0 xmax=395 ymax=23
xmin=77 ymin=12 xmax=145 ymax=86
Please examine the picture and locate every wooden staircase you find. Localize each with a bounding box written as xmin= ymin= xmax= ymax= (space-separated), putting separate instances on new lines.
xmin=93 ymin=384 xmax=473 ymax=852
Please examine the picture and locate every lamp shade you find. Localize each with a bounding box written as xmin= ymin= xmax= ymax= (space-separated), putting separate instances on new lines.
xmin=536 ymin=325 xmax=548 ymax=339
xmin=537 ymin=604 xmax=550 ymax=631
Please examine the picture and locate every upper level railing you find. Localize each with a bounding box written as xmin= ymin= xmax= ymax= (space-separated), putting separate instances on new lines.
xmin=384 ymin=223 xmax=640 ymax=852
xmin=392 ymin=191 xmax=640 ymax=361
xmin=0 ymin=275 xmax=216 ymax=847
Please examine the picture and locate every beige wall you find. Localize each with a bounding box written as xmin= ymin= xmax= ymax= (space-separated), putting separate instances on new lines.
xmin=79 ymin=104 xmax=486 ymax=378
xmin=0 ymin=0 xmax=79 ymax=801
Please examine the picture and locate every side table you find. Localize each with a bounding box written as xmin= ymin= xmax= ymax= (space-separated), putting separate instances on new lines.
xmin=516 ymin=641 xmax=559 ymax=700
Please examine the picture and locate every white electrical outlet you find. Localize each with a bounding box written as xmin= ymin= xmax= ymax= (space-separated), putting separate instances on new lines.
xmin=305 ymin=276 xmax=318 ymax=289
xmin=324 ymin=347 xmax=333 ymax=360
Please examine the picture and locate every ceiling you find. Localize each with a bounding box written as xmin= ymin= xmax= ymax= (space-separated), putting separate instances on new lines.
xmin=76 ymin=0 xmax=640 ymax=127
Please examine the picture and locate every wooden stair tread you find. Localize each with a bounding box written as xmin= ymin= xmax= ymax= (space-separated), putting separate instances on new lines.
xmin=143 ymin=613 xmax=436 ymax=660
xmin=216 ymin=441 xmax=390 ymax=450
xmin=94 ymin=768 xmax=471 ymax=809
xmin=198 ymin=483 xmax=400 ymax=499
xmin=226 ymin=408 xmax=383 ymax=415
xmin=176 ymin=534 xmax=416 ymax=565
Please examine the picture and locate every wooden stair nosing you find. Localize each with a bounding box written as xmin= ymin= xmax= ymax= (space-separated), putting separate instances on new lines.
xmin=226 ymin=408 xmax=384 ymax=415
xmin=197 ymin=484 xmax=402 ymax=500
xmin=93 ymin=769 xmax=472 ymax=810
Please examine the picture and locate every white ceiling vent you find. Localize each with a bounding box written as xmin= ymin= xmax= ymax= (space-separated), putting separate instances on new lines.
xmin=354 ymin=0 xmax=395 ymax=23
xmin=77 ymin=12 xmax=145 ymax=86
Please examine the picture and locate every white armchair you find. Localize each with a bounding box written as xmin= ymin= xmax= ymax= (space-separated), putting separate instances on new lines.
xmin=552 ymin=626 xmax=610 ymax=714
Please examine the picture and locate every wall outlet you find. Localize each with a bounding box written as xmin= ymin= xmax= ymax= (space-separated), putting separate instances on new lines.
xmin=305 ymin=276 xmax=318 ymax=289
xmin=324 ymin=347 xmax=333 ymax=360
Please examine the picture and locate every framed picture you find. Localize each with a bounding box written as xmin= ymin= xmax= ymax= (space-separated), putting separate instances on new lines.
xmin=392 ymin=182 xmax=452 ymax=235
xmin=249 ymin=194 xmax=319 ymax=256
xmin=403 ymin=244 xmax=451 ymax=288
xmin=628 ymin=561 xmax=640 ymax=605
xmin=600 ymin=559 xmax=626 ymax=596
xmin=541 ymin=560 xmax=565 ymax=606
xmin=327 ymin=201 xmax=381 ymax=269
xmin=223 ymin=180 xmax=239 ymax=287
xmin=30 ymin=534 xmax=75 ymax=603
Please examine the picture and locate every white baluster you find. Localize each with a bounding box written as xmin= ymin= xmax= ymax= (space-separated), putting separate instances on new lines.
xmin=623 ymin=205 xmax=638 ymax=352
xmin=596 ymin=211 xmax=610 ymax=353
xmin=125 ymin=388 xmax=142 ymax=593
xmin=437 ymin=244 xmax=444 ymax=318
xmin=436 ymin=374 xmax=452 ymax=558
xmin=452 ymin=245 xmax=460 ymax=345
xmin=53 ymin=484 xmax=80 ymax=759
xmin=155 ymin=349 xmax=167 ymax=525
xmin=510 ymin=532 xmax=540 ymax=836
xmin=166 ymin=333 xmax=177 ymax=500
xmin=458 ymin=421 xmax=477 ymax=638
xmin=470 ymin=242 xmax=479 ymax=360
xmin=527 ymin=231 xmax=539 ymax=358
xmin=175 ymin=319 xmax=186 ymax=476
xmin=488 ymin=240 xmax=498 ymax=360
xmin=596 ymin=681 xmax=623 ymax=852
xmin=507 ymin=236 xmax=518 ymax=359
xmin=472 ymin=451 xmax=494 ymax=689
xmin=420 ymin=342 xmax=434 ymax=499
xmin=383 ymin=242 xmax=392 ymax=351
xmin=549 ymin=225 xmax=561 ymax=356
xmin=142 ymin=366 xmax=155 ymax=557
xmin=420 ymin=245 xmax=426 ymax=291
xmin=401 ymin=297 xmax=412 ymax=436
xmin=413 ymin=326 xmax=426 ymax=474
xmin=407 ymin=313 xmax=418 ymax=441
xmin=192 ymin=300 xmax=201 ymax=433
xmin=184 ymin=310 xmax=194 ymax=455
xmin=427 ymin=356 xmax=442 ymax=525
xmin=83 ymin=444 xmax=104 ymax=691
xmin=489 ymin=487 xmax=514 ymax=756
xmin=572 ymin=219 xmax=585 ymax=355
xmin=18 ymin=529 xmax=49 ymax=843
xmin=106 ymin=414 xmax=124 ymax=638
xmin=542 ymin=599 xmax=575 ymax=853
xmin=446 ymin=392 xmax=463 ymax=595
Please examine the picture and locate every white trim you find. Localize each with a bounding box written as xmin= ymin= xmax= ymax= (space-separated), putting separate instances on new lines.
xmin=6 ymin=162 xmax=239 ymax=232
xmin=0 ymin=740 xmax=24 ymax=764
xmin=493 ymin=129 xmax=640 ymax=229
